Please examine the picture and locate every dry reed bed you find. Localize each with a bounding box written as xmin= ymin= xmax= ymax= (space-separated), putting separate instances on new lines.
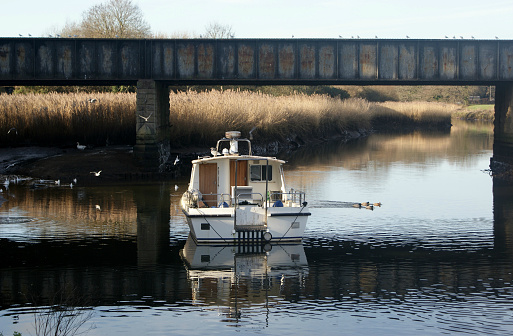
xmin=0 ymin=92 xmax=136 ymax=146
xmin=0 ymin=90 xmax=456 ymax=147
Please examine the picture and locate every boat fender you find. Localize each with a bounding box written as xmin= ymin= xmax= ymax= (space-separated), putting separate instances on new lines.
xmin=263 ymin=232 xmax=272 ymax=241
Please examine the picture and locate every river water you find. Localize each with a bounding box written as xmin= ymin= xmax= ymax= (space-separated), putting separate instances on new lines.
xmin=1 ymin=120 xmax=513 ymax=335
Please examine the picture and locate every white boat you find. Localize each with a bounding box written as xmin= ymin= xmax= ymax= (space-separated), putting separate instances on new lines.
xmin=180 ymin=131 xmax=311 ymax=244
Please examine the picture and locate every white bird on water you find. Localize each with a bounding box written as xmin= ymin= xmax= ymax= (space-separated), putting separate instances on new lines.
xmin=76 ymin=142 xmax=86 ymax=150
xmin=90 ymin=170 xmax=102 ymax=177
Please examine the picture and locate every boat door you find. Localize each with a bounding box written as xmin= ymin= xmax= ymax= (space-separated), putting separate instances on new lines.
xmin=230 ymin=160 xmax=248 ymax=186
xmin=199 ymin=163 xmax=217 ymax=207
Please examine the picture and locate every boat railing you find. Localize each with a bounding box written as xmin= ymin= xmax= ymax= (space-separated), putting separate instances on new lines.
xmin=234 ymin=193 xmax=264 ymax=206
xmin=183 ymin=190 xmax=265 ymax=208
xmin=268 ymin=189 xmax=306 ymax=206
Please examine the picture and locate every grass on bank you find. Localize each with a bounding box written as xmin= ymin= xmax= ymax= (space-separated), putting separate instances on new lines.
xmin=453 ymin=104 xmax=495 ymax=121
xmin=0 ymin=90 xmax=457 ymax=148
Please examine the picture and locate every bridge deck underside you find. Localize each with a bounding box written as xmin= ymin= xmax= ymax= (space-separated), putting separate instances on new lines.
xmin=1 ymin=38 xmax=513 ymax=85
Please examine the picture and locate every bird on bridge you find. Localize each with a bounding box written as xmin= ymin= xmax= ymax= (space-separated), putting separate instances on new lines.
xmin=138 ymin=112 xmax=153 ymax=122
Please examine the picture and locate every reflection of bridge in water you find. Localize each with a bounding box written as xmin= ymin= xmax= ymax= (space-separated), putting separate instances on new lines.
xmin=2 ymin=38 xmax=513 ymax=168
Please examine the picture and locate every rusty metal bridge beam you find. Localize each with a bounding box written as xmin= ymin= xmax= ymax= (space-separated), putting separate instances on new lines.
xmin=2 ymin=38 xmax=513 ymax=85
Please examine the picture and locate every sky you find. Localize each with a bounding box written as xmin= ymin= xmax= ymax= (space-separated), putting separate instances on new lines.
xmin=2 ymin=0 xmax=513 ymax=40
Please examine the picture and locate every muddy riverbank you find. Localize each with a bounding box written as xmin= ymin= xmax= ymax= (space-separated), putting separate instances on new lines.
xmin=0 ymin=129 xmax=369 ymax=183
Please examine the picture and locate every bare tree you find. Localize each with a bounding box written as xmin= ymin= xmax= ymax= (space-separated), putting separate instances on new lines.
xmin=203 ymin=22 xmax=235 ymax=39
xmin=30 ymin=287 xmax=95 ymax=336
xmin=60 ymin=0 xmax=151 ymax=38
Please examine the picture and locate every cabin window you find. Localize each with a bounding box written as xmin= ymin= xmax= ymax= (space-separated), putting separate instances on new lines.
xmin=201 ymin=223 xmax=210 ymax=230
xmin=250 ymin=165 xmax=273 ymax=182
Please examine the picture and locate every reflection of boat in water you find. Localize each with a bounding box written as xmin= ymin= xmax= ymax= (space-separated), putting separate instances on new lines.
xmin=179 ymin=235 xmax=309 ymax=318
xmin=180 ymin=235 xmax=309 ymax=278
xmin=180 ymin=131 xmax=311 ymax=244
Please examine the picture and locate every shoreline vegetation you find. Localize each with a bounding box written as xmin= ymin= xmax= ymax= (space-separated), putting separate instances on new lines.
xmin=0 ymin=89 xmax=484 ymax=152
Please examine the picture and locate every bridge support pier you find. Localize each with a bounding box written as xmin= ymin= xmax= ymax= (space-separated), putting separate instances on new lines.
xmin=134 ymin=80 xmax=170 ymax=171
xmin=491 ymin=83 xmax=513 ymax=167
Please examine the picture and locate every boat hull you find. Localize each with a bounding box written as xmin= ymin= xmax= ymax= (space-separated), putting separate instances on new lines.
xmin=182 ymin=205 xmax=310 ymax=244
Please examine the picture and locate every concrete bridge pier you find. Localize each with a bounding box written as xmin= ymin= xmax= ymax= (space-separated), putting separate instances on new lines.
xmin=492 ymin=83 xmax=513 ymax=167
xmin=134 ymin=80 xmax=171 ymax=171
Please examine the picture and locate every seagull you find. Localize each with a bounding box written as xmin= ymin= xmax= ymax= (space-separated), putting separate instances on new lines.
xmin=138 ymin=112 xmax=153 ymax=122
xmin=445 ymin=36 xmax=449 ymax=38
xmin=496 ymin=36 xmax=499 ymax=39
xmin=76 ymin=142 xmax=86 ymax=150
xmin=69 ymin=183 xmax=73 ymax=189
xmin=175 ymin=185 xmax=179 ymax=191
xmin=174 ymin=156 xmax=179 ymax=165
xmin=406 ymin=35 xmax=410 ymax=39
xmin=8 ymin=127 xmax=17 ymax=135
xmin=90 ymin=170 xmax=102 ymax=176
xmin=28 ymin=34 xmax=31 ymax=37
xmin=211 ymin=147 xmax=219 ymax=156
xmin=55 ymin=179 xmax=60 ymax=186
xmin=73 ymin=178 xmax=77 ymax=184
xmin=18 ymin=34 xmax=22 ymax=37
xmin=88 ymin=98 xmax=98 ymax=103
xmin=95 ymin=204 xmax=101 ymax=211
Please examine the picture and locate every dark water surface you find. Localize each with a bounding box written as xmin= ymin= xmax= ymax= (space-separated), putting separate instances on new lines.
xmin=2 ymin=120 xmax=513 ymax=335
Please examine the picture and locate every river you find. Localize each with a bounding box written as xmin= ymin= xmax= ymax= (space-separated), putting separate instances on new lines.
xmin=1 ymin=119 xmax=513 ymax=335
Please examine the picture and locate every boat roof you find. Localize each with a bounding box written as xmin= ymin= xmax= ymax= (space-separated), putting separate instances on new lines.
xmin=192 ymin=154 xmax=286 ymax=164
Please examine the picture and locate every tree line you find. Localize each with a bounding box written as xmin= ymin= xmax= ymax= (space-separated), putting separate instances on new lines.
xmin=50 ymin=0 xmax=233 ymax=39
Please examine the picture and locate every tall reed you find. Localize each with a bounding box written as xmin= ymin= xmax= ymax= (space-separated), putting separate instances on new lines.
xmin=0 ymin=92 xmax=135 ymax=146
xmin=0 ymin=90 xmax=458 ymax=148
